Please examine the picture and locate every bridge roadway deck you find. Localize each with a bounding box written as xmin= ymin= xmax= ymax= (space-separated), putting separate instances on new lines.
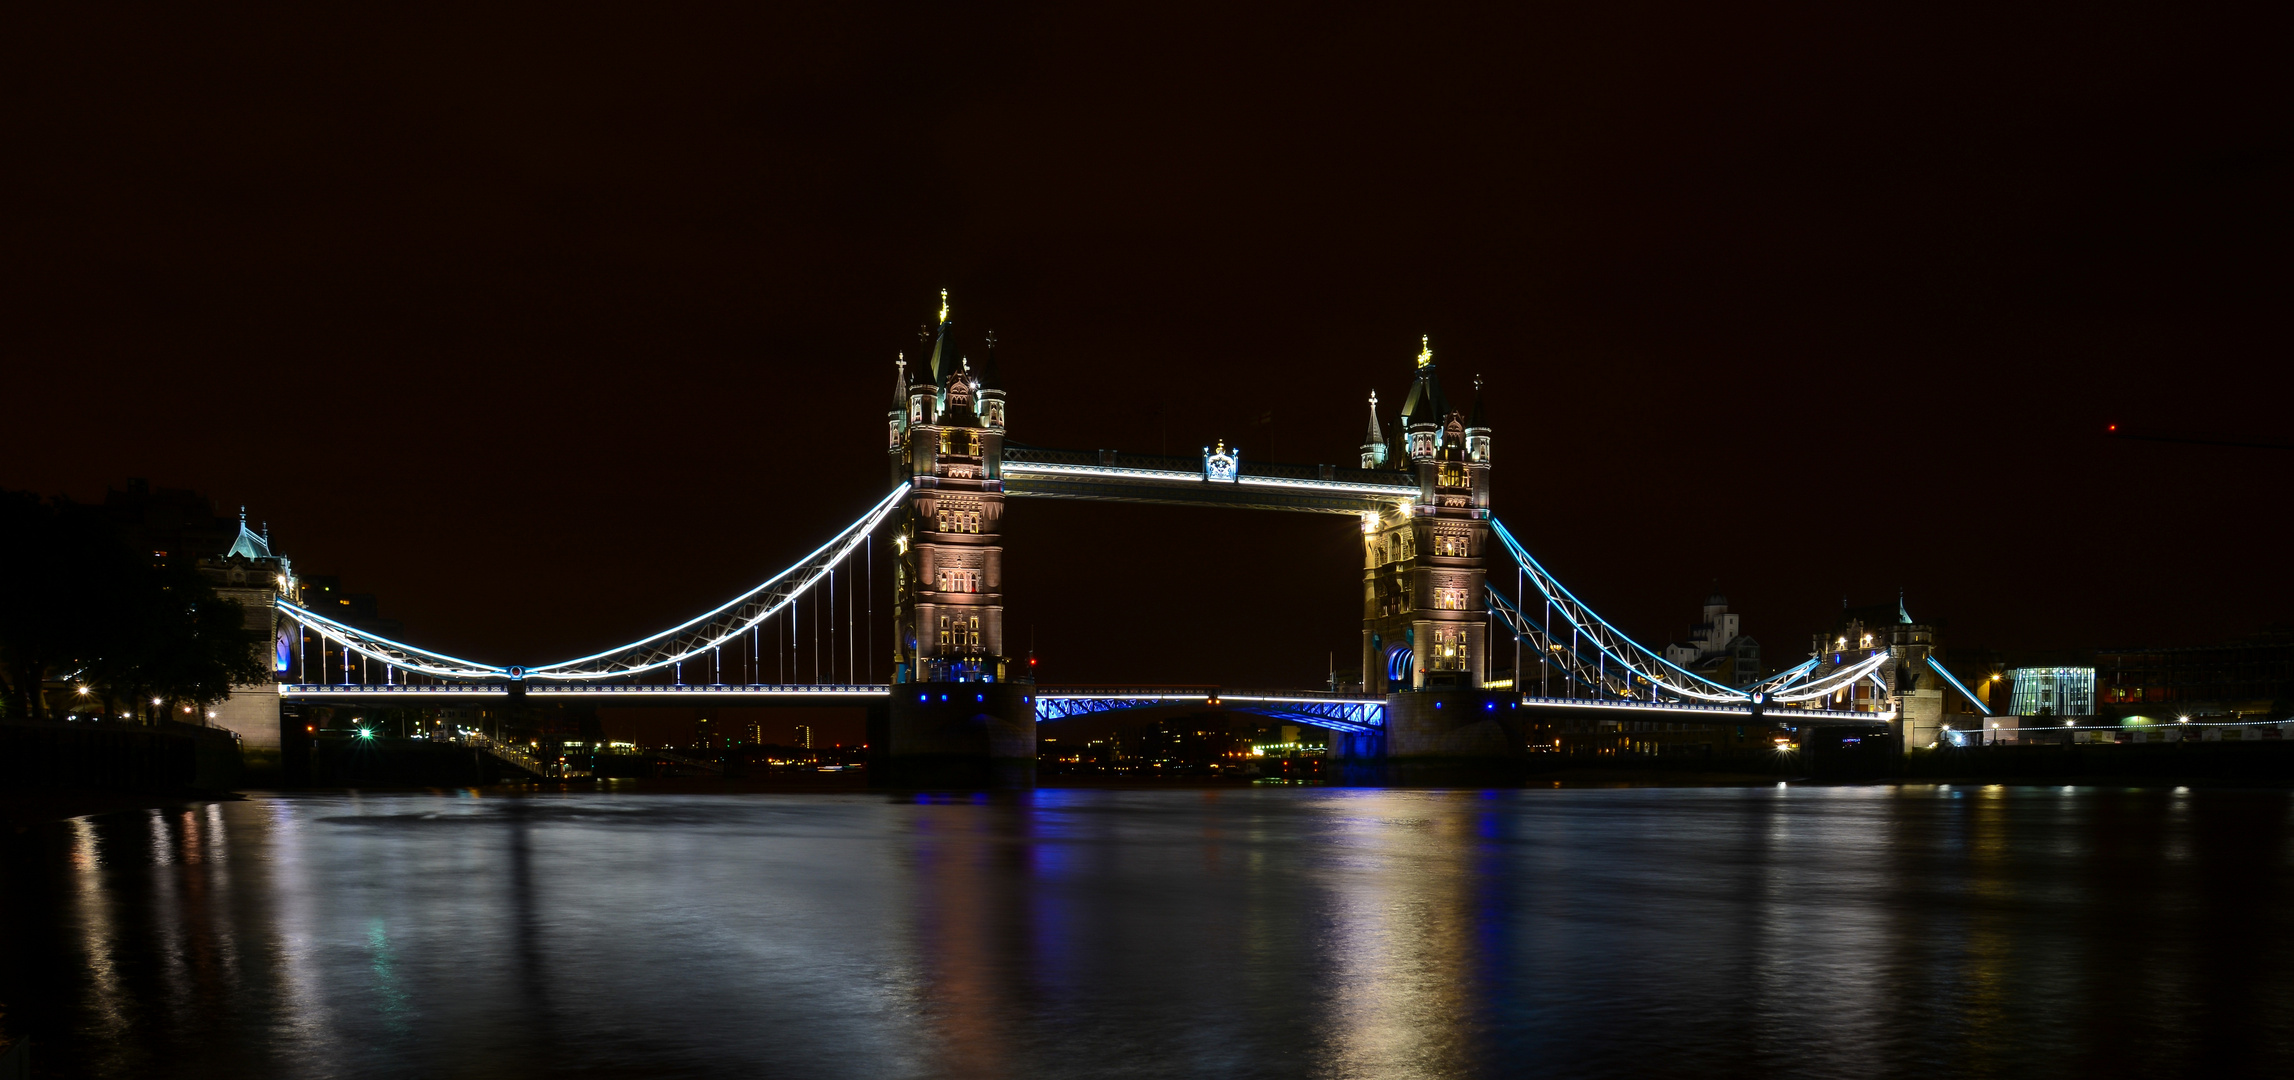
xmin=278 ymin=684 xmax=1888 ymax=729
xmin=280 ymin=683 xmax=891 ymax=706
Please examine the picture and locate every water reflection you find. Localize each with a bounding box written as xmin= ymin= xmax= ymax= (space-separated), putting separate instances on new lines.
xmin=7 ymin=786 xmax=2293 ymax=1079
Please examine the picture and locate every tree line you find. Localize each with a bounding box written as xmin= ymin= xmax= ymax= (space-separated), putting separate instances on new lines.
xmin=0 ymin=490 xmax=269 ymax=723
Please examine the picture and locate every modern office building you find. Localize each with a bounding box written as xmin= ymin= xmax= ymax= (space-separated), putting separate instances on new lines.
xmin=2009 ymin=666 xmax=2096 ymax=719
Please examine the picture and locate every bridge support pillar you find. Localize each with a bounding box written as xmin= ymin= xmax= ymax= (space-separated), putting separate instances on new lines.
xmin=1381 ymin=688 xmax=1528 ymax=786
xmin=880 ymin=682 xmax=1036 ymax=788
xmin=1331 ymin=727 xmax=1389 ymax=786
xmin=1899 ymin=688 xmax=1945 ymax=752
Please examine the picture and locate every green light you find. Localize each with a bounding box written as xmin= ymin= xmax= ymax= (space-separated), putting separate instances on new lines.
xmin=357 ymin=728 xmax=374 ymax=740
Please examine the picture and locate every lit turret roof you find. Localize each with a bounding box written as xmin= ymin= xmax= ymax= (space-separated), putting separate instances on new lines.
xmin=224 ymin=508 xmax=271 ymax=560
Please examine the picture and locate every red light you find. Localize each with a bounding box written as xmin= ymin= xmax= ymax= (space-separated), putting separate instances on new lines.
xmin=2108 ymin=424 xmax=2117 ymax=432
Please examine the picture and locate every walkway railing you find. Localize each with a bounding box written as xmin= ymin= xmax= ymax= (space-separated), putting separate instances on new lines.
xmin=462 ymin=730 xmax=549 ymax=777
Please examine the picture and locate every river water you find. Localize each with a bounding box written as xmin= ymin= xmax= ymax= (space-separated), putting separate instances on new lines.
xmin=5 ymin=784 xmax=2293 ymax=1079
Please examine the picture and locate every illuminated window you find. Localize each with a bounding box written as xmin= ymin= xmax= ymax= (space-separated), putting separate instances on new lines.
xmin=968 ymin=616 xmax=980 ymax=649
xmin=937 ymin=615 xmax=950 ymax=647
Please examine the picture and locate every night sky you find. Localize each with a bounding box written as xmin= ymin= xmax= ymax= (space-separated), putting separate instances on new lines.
xmin=6 ymin=3 xmax=2286 ymax=691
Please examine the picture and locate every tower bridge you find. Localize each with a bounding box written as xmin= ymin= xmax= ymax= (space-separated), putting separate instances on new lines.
xmin=223 ymin=293 xmax=1929 ymax=785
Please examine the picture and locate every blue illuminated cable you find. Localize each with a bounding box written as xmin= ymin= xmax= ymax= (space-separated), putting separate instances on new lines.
xmin=1487 ymin=518 xmax=1747 ymax=700
xmin=1924 ymin=655 xmax=1993 ymax=716
xmin=1483 ymin=583 xmax=1730 ymax=703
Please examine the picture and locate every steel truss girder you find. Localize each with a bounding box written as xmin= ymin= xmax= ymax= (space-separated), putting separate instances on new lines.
xmin=1034 ymin=691 xmax=1385 ymax=733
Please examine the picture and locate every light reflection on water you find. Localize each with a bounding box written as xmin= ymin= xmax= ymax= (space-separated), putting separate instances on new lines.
xmin=9 ymin=785 xmax=2294 ymax=1079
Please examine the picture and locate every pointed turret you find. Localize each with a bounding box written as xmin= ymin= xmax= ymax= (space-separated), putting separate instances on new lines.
xmin=888 ymin=354 xmax=910 ymax=454
xmin=977 ymin=330 xmax=1007 ymax=431
xmin=224 ymin=506 xmax=272 ymax=560
xmin=1360 ymin=390 xmax=1389 ymax=468
xmin=1400 ymin=335 xmax=1446 ymax=462
xmin=907 ymin=294 xmax=947 ymax=430
xmin=1464 ymin=374 xmax=1492 ymax=465
xmin=978 ymin=330 xmax=1001 ymax=389
xmin=926 ymin=288 xmax=962 ymax=386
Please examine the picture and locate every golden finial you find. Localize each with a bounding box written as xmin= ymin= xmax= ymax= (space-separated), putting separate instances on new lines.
xmin=1415 ymin=335 xmax=1432 ymax=368
xmin=938 ymin=288 xmax=950 ymax=324
xmin=1369 ymin=389 xmax=1379 ymax=408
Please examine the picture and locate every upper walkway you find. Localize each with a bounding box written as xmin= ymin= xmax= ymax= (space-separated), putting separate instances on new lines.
xmin=1000 ymin=445 xmax=1419 ymax=514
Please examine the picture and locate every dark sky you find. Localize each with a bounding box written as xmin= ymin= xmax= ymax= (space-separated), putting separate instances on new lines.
xmin=5 ymin=2 xmax=2287 ymax=689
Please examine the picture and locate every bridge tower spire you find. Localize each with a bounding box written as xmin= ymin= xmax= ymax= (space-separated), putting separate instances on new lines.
xmin=887 ymin=353 xmax=908 ymax=453
xmin=883 ymin=291 xmax=1033 ymax=785
xmin=1360 ymin=389 xmax=1388 ymax=468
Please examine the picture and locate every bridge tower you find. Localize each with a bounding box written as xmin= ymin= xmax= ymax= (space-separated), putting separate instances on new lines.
xmin=881 ymin=292 xmax=1034 ymax=786
xmin=1354 ymin=338 xmax=1522 ymax=779
xmin=204 ymin=511 xmax=294 ymax=757
xmin=1361 ymin=338 xmax=1494 ymax=694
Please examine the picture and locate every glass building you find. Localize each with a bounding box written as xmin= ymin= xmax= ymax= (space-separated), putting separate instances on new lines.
xmin=2011 ymin=667 xmax=2096 ymax=717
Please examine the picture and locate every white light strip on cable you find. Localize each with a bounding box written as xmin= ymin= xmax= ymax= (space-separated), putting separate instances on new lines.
xmin=528 ymin=483 xmax=910 ymax=677
xmin=276 ymin=484 xmax=910 ymax=683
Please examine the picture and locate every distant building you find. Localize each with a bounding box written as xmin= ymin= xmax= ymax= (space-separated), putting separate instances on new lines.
xmin=2096 ymin=630 xmax=2294 ymax=722
xmin=794 ymin=724 xmax=814 ymax=750
xmin=1662 ymin=592 xmax=1761 ymax=688
xmin=106 ymin=478 xmax=237 ymax=561
xmin=292 ymin=575 xmax=403 ymax=638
